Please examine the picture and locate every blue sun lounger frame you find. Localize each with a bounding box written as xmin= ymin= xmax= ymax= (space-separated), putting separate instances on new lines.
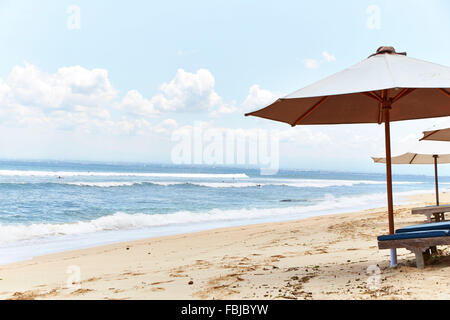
xmin=378 ymin=221 xmax=450 ymax=268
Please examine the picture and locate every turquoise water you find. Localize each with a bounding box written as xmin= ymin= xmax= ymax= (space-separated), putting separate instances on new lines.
xmin=0 ymin=160 xmax=444 ymax=264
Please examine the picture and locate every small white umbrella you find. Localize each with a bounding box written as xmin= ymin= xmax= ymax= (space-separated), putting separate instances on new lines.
xmin=372 ymin=152 xmax=450 ymax=205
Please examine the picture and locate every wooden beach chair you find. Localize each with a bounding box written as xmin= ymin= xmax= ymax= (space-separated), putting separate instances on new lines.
xmin=411 ymin=204 xmax=450 ymax=222
xmin=378 ymin=222 xmax=450 ymax=268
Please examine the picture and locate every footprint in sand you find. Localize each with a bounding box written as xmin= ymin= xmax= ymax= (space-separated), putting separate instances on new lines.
xmin=72 ymin=288 xmax=94 ymax=295
xmin=150 ymin=287 xmax=165 ymax=292
xmin=8 ymin=288 xmax=59 ymax=300
xmin=150 ymin=280 xmax=174 ymax=286
xmin=169 ymin=269 xmax=187 ymax=278
xmin=121 ymin=271 xmax=145 ymax=276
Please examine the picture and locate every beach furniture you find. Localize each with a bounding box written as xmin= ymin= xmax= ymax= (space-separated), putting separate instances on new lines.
xmin=378 ymin=230 xmax=450 ymax=268
xmin=396 ymin=221 xmax=450 ymax=233
xmin=372 ymin=153 xmax=450 ymax=206
xmin=378 ymin=221 xmax=450 ymax=268
xmin=411 ymin=205 xmax=450 ymax=222
xmin=246 ymin=45 xmax=450 ymax=267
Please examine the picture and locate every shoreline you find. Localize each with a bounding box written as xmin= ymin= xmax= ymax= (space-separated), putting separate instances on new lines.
xmin=0 ymin=188 xmax=433 ymax=266
xmin=1 ymin=192 xmax=450 ymax=300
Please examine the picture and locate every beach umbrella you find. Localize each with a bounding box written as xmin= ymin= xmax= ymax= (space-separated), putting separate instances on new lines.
xmin=372 ymin=152 xmax=450 ymax=206
xmin=245 ymin=46 xmax=450 ymax=266
xmin=421 ymin=127 xmax=450 ymax=142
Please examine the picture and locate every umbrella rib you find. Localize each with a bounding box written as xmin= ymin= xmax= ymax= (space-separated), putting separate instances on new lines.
xmin=244 ymin=98 xmax=281 ymax=117
xmin=409 ymin=153 xmax=417 ymax=164
xmin=392 ymin=88 xmax=415 ymax=102
xmin=361 ymin=91 xmax=384 ymax=123
xmin=361 ymin=91 xmax=383 ymax=102
xmin=439 ymin=88 xmax=450 ymax=98
xmin=291 ymin=96 xmax=329 ymax=126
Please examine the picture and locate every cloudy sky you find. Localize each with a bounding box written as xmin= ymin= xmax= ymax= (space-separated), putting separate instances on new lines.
xmin=0 ymin=0 xmax=449 ymax=174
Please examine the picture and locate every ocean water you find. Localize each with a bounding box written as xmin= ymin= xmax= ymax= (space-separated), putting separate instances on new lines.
xmin=0 ymin=160 xmax=445 ymax=264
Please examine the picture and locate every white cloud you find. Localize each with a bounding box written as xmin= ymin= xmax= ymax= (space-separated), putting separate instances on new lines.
xmin=303 ymin=59 xmax=319 ymax=69
xmin=7 ymin=63 xmax=117 ymax=110
xmin=152 ymin=68 xmax=223 ymax=113
xmin=322 ymin=51 xmax=336 ymax=62
xmin=118 ymin=69 xmax=237 ymax=117
xmin=0 ymin=64 xmax=282 ymax=130
xmin=242 ymin=84 xmax=279 ymax=112
xmin=302 ymin=51 xmax=336 ymax=69
xmin=0 ymin=63 xmax=123 ymax=129
xmin=120 ymin=90 xmax=159 ymax=117
xmin=0 ymin=78 xmax=10 ymax=101
xmin=210 ymin=103 xmax=238 ymax=117
xmin=154 ymin=118 xmax=178 ymax=134
xmin=0 ymin=63 xmax=165 ymax=135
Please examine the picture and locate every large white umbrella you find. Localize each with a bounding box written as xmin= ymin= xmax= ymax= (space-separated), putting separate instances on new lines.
xmin=246 ymin=46 xmax=450 ymax=266
xmin=372 ymin=152 xmax=450 ymax=205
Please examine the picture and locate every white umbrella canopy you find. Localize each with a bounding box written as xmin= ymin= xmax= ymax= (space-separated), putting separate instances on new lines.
xmin=246 ymin=46 xmax=450 ymax=267
xmin=421 ymin=128 xmax=450 ymax=142
xmin=372 ymin=152 xmax=450 ymax=165
xmin=246 ymin=48 xmax=450 ymax=126
xmin=372 ymin=152 xmax=450 ymax=206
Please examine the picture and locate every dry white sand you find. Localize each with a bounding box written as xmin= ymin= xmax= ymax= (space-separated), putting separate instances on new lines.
xmin=1 ymin=192 xmax=450 ymax=300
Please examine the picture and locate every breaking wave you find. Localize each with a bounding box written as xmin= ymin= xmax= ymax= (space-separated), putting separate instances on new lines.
xmin=0 ymin=191 xmax=421 ymax=244
xmin=0 ymin=179 xmax=423 ymax=188
xmin=0 ymin=170 xmax=248 ymax=179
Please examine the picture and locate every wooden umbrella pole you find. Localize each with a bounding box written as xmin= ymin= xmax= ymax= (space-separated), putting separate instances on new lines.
xmin=383 ymin=105 xmax=395 ymax=234
xmin=434 ymin=155 xmax=439 ymax=206
xmin=383 ymin=95 xmax=397 ymax=267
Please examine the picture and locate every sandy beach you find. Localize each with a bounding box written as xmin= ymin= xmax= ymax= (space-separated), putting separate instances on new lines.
xmin=1 ymin=192 xmax=450 ymax=300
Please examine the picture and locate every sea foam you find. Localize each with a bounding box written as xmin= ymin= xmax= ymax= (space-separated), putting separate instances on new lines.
xmin=60 ymin=179 xmax=422 ymax=188
xmin=0 ymin=190 xmax=427 ymax=245
xmin=0 ymin=170 xmax=248 ymax=179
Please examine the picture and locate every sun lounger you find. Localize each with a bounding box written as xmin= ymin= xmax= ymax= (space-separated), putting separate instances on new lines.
xmin=411 ymin=205 xmax=450 ymax=222
xmin=396 ymin=221 xmax=450 ymax=233
xmin=378 ymin=229 xmax=450 ymax=268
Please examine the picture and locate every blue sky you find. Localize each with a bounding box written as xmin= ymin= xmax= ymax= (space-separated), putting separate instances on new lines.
xmin=0 ymin=0 xmax=449 ymax=174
